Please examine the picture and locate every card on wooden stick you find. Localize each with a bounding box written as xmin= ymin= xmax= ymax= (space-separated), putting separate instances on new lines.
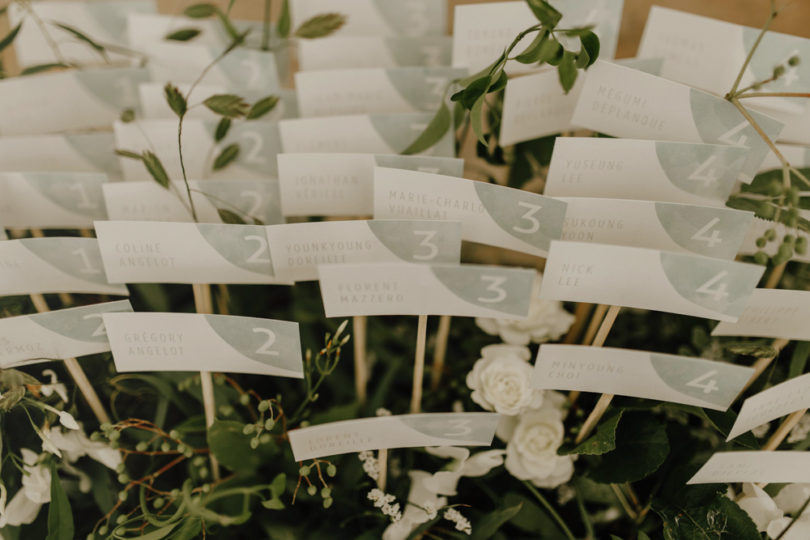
xmin=290 ymin=0 xmax=447 ymax=37
xmin=0 ymin=133 xmax=122 ymax=180
xmin=712 ymin=289 xmax=810 ymax=341
xmin=687 ymin=451 xmax=810 ymax=484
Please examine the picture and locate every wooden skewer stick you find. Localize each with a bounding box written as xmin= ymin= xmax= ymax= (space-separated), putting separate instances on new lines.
xmin=582 ymin=304 xmax=609 ymax=346
xmin=352 ymin=316 xmax=368 ymax=404
xmin=410 ymin=315 xmax=429 ymax=414
xmin=192 ymin=283 xmax=221 ymax=481
xmin=563 ymin=303 xmax=594 ymax=344
xmin=763 ymin=408 xmax=807 ymax=451
xmin=377 ymin=448 xmax=388 ymax=491
xmin=430 ymin=315 xmax=452 ymax=390
xmin=29 ymin=293 xmax=111 ymax=424
xmin=736 ymin=338 xmax=790 ymax=397
xmin=574 ymin=305 xmax=622 ymax=444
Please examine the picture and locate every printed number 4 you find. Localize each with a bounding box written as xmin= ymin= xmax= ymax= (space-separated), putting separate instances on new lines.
xmin=478 ymin=275 xmax=507 ymax=303
xmin=696 ymin=271 xmax=729 ymax=302
xmin=512 ymin=201 xmax=542 ymax=234
xmin=688 ymin=155 xmax=719 ymax=187
xmin=686 ymin=370 xmax=719 ymax=394
xmin=717 ymin=121 xmax=748 ymax=147
xmin=691 ymin=218 xmax=722 ymax=248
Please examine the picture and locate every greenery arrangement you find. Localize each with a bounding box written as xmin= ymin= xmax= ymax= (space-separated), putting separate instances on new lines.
xmin=0 ymin=1 xmax=809 ymax=539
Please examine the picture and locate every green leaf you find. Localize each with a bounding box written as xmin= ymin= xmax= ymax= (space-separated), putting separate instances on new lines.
xmin=247 ymin=95 xmax=280 ymax=119
xmin=294 ymin=13 xmax=346 ymax=39
xmin=560 ymin=411 xmax=622 ymax=456
xmin=136 ymin=524 xmax=178 ymax=540
xmin=270 ymin=472 xmax=286 ymax=497
xmin=53 ymin=23 xmax=106 ymax=56
xmin=470 ymin=503 xmax=523 ymax=540
xmin=502 ymin=493 xmax=567 ymax=537
xmin=142 ymin=151 xmax=171 ymax=189
xmin=164 ymin=83 xmax=187 ymax=117
xmin=452 ymin=75 xmax=491 ymax=109
xmin=120 ymin=108 xmax=136 ymax=123
xmin=277 ymin=0 xmax=291 ymax=38
xmin=514 ymin=30 xmax=548 ymax=64
xmin=656 ymin=493 xmax=760 ymax=540
xmin=217 ymin=208 xmax=245 ymax=224
xmin=20 ymin=62 xmax=69 ymax=75
xmin=790 ymin=342 xmax=810 ymax=378
xmin=115 ymin=149 xmax=142 ymax=160
xmin=527 ymin=0 xmax=563 ymax=27
xmin=165 ymin=28 xmax=201 ymax=41
xmin=579 ymin=30 xmax=600 ymax=68
xmin=589 ymin=411 xmax=669 ymax=483
xmin=46 ymin=461 xmax=74 ymax=540
xmin=726 ymin=341 xmax=777 ymax=358
xmin=639 ymin=532 xmax=651 ymax=540
xmin=557 ymin=50 xmax=578 ymax=93
xmin=207 ymin=419 xmax=262 ymax=473
xmin=489 ymin=70 xmax=508 ymax=94
xmin=0 ymin=22 xmax=22 ymax=54
xmin=203 ymin=94 xmax=249 ymax=118
xmin=401 ymin=102 xmax=450 ymax=155
xmin=470 ymin=93 xmax=488 ymax=145
xmin=0 ymin=386 xmax=25 ymax=412
xmin=214 ymin=117 xmax=232 ymax=142
xmin=183 ymin=3 xmax=219 ymax=18
xmin=213 ymin=144 xmax=240 ymax=170
xmin=165 ymin=518 xmax=202 ymax=540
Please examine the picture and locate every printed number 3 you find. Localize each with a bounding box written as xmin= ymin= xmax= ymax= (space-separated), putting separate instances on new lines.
xmin=477 ymin=275 xmax=507 ymax=303
xmin=412 ymin=230 xmax=438 ymax=261
xmin=512 ymin=201 xmax=542 ymax=234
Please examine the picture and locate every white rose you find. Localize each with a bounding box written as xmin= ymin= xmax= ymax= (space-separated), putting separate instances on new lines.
xmin=736 ymin=483 xmax=783 ymax=532
xmin=466 ymin=344 xmax=543 ymax=416
xmin=767 ymin=516 xmax=810 ymax=540
xmin=476 ymin=275 xmax=574 ymax=346
xmin=775 ymin=484 xmax=810 ymax=516
xmin=497 ymin=393 xmax=574 ymax=489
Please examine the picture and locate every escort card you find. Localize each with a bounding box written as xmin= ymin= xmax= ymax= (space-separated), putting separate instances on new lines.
xmin=95 ymin=220 xmax=290 ymax=284
xmin=712 ymin=289 xmax=810 ymax=341
xmin=687 ymin=451 xmax=810 ymax=484
xmin=0 ymin=67 xmax=148 ymax=136
xmin=373 ymin=167 xmax=566 ymax=257
xmin=279 ymin=114 xmax=454 ymax=156
xmin=115 ymin=119 xmax=282 ymax=181
xmin=452 ymin=0 xmax=624 ymax=73
xmin=297 ymin=36 xmax=452 ymax=71
xmin=265 ymin=220 xmax=461 ymax=281
xmin=102 ymin=179 xmax=282 ymax=225
xmin=0 ymin=300 xmax=132 ymax=369
xmin=290 ymin=0 xmax=446 ymax=37
xmin=0 ymin=133 xmax=122 ymax=180
xmin=545 ymin=138 xmax=747 ymax=206
xmin=103 ymin=312 xmax=302 ymax=378
xmin=540 ymin=241 xmax=764 ymax=322
xmin=126 ymin=13 xmax=263 ymax=49
xmin=533 ymin=345 xmax=753 ymax=411
xmin=277 ymin=153 xmax=464 ymax=217
xmin=558 ymin=198 xmax=753 ymax=260
xmin=318 ymin=263 xmax=535 ymax=319
xmin=0 ymin=172 xmax=108 ymax=229
xmin=570 ymin=61 xmax=785 ymax=182
xmin=8 ymin=0 xmax=156 ymax=68
xmin=759 ymin=144 xmax=810 ymax=172
xmin=295 ymin=67 xmax=466 ymax=117
xmin=778 ymin=107 xmax=810 ymax=146
xmin=288 ymin=412 xmax=500 ymax=461
xmin=639 ymin=7 xmax=810 ymax=110
xmin=139 ymin=84 xmax=297 ymax=122
xmin=738 ymin=218 xmax=810 ymax=265
xmin=0 ymin=230 xmax=7 ymax=240
xmin=0 ymin=238 xmax=128 ymax=296
xmin=727 ymin=372 xmax=810 ymax=441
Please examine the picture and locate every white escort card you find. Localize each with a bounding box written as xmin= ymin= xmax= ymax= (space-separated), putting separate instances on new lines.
xmin=540 ymin=241 xmax=764 ymax=322
xmin=545 ymin=138 xmax=747 ymax=206
xmin=115 ymin=119 xmax=282 ymax=181
xmin=0 ymin=230 xmax=7 ymax=240
xmin=778 ymin=107 xmax=810 ymax=146
xmin=759 ymin=144 xmax=810 ymax=172
xmin=712 ymin=289 xmax=810 ymax=341
xmin=374 ymin=167 xmax=566 ymax=257
xmin=295 ymin=67 xmax=466 ymax=117
xmin=639 ymin=7 xmax=810 ymax=112
xmin=95 ymin=221 xmax=289 ymax=285
xmin=102 ymin=179 xmax=282 ymax=225
xmin=0 ymin=133 xmax=123 ymax=180
xmin=265 ymin=220 xmax=461 ymax=282
xmin=558 ymin=198 xmax=753 ymax=260
xmin=727 ymin=372 xmax=810 ymax=441
xmin=570 ymin=61 xmax=785 ymax=182
xmin=290 ymin=0 xmax=447 ymax=37
xmin=0 ymin=300 xmax=132 ymax=369
xmin=452 ymin=0 xmax=624 ymax=73
xmin=687 ymin=451 xmax=810 ymax=484
xmin=297 ymin=36 xmax=452 ymax=71
xmin=533 ymin=345 xmax=753 ymax=411
xmin=0 ymin=172 xmax=108 ymax=229
xmin=288 ymin=412 xmax=500 ymax=461
xmin=139 ymin=84 xmax=297 ymax=122
xmin=0 ymin=67 xmax=148 ymax=136
xmin=277 ymin=153 xmax=464 ymax=217
xmin=318 ymin=262 xmax=536 ymax=319
xmin=103 ymin=312 xmax=302 ymax=378
xmin=126 ymin=13 xmax=264 ymax=49
xmin=0 ymin=238 xmax=128 ymax=296
xmin=8 ymin=0 xmax=156 ymax=68
xmin=279 ymin=114 xmax=454 ymax=157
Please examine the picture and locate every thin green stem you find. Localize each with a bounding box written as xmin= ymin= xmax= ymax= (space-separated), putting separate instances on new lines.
xmin=729 ymin=97 xmax=788 ymax=167
xmin=575 ymin=489 xmax=595 ymax=540
xmin=262 ymin=0 xmax=273 ymax=51
xmin=726 ymin=1 xmax=778 ymax=97
xmin=522 ymin=481 xmax=576 ymax=540
xmin=738 ymin=91 xmax=810 ymax=99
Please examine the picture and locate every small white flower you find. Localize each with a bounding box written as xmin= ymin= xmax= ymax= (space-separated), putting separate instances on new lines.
xmin=0 ymin=449 xmax=50 ymax=528
xmin=423 ymin=501 xmax=437 ymax=520
xmin=367 ymin=488 xmax=401 ymax=522
xmin=382 ymin=471 xmax=448 ymax=540
xmin=476 ymin=275 xmax=574 ymax=346
xmin=39 ymin=369 xmax=68 ymax=403
xmin=58 ymin=411 xmax=80 ymax=430
xmin=774 ymin=484 xmax=810 ymax=517
xmin=424 ymin=446 xmax=505 ymax=496
xmin=788 ymin=413 xmax=810 ymax=444
xmin=736 ymin=483 xmax=783 ymax=532
xmin=358 ymin=450 xmax=380 ymax=481
xmin=466 ymin=344 xmax=543 ymax=416
xmin=376 ymin=408 xmax=392 ymax=417
xmin=766 ymin=515 xmax=810 ymax=540
xmin=42 ymin=427 xmax=122 ymax=470
xmin=443 ymin=508 xmax=472 ymax=535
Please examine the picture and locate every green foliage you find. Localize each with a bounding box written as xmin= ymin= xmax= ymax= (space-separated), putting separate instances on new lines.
xmin=207 ymin=420 xmax=263 ymax=473
xmin=656 ymin=493 xmax=760 ymax=540
xmin=790 ymin=342 xmax=810 ymax=378
xmin=526 ymin=0 xmax=562 ymax=27
xmin=46 ymin=461 xmax=74 ymax=540
xmin=560 ymin=411 xmax=622 ymax=456
xmin=213 ymin=143 xmax=240 ymax=170
xmin=589 ymin=411 xmax=669 ymax=483
xmin=214 ymin=117 xmax=232 ymax=142
xmin=294 ymin=14 xmax=347 ymax=39
xmin=0 ymin=21 xmax=22 ymax=53
xmin=203 ymin=94 xmax=250 ymax=118
xmin=141 ymin=150 xmax=171 ymax=188
xmin=278 ymin=0 xmax=291 ymax=38
xmin=52 ymin=23 xmax=107 ymax=59
xmin=402 ymin=102 xmax=451 ymax=155
xmin=217 ymin=208 xmax=246 ymax=224
xmin=183 ymin=4 xmax=219 ymax=18
xmin=164 ymin=83 xmax=187 ymax=117
xmin=725 ymin=340 xmax=777 ymax=358
xmin=470 ymin=503 xmax=523 ymax=540
xmin=247 ymin=95 xmax=280 ymax=119
xmin=165 ymin=28 xmax=202 ymax=42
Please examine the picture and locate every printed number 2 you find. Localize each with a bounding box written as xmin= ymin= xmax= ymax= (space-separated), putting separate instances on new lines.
xmin=253 ymin=328 xmax=279 ymax=356
xmin=696 ymin=271 xmax=729 ymax=302
xmin=72 ymin=248 xmax=101 ymax=274
xmin=82 ymin=313 xmax=106 ymax=337
xmin=691 ymin=218 xmax=722 ymax=248
xmin=686 ymin=370 xmax=720 ymax=394
xmin=244 ymin=235 xmax=270 ymax=263
xmin=412 ymin=230 xmax=438 ymax=261
xmin=443 ymin=419 xmax=472 ymax=437
xmin=512 ymin=201 xmax=542 ymax=234
xmin=477 ymin=275 xmax=507 ymax=303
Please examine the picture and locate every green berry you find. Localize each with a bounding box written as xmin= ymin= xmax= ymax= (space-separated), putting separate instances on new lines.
xmin=135 ymin=441 xmax=148 ymax=452
xmin=161 ymin=442 xmax=170 ymax=452
xmin=242 ymin=424 xmax=255 ymax=435
xmin=264 ymin=419 xmax=275 ymax=430
xmin=250 ymin=438 xmax=259 ymax=449
xmin=756 ymin=237 xmax=767 ymax=248
xmin=90 ymin=432 xmax=101 ymax=441
xmin=153 ymin=497 xmax=165 ymax=509
xmin=796 ymin=236 xmax=808 ymax=255
xmin=199 ymin=467 xmax=209 ymax=479
xmin=116 ymin=463 xmax=126 ymax=473
xmin=323 ymin=497 xmax=333 ymax=509
xmin=170 ymin=489 xmax=180 ymax=498
xmin=259 ymin=433 xmax=272 ymax=444
xmin=321 ymin=487 xmax=331 ymax=498
xmin=326 ymin=464 xmax=337 ymax=477
xmin=202 ymin=484 xmax=211 ymax=493
xmin=100 ymin=423 xmax=112 ymax=432
xmin=765 ymin=228 xmax=777 ymax=241
xmin=98 ymin=526 xmax=108 ymax=535
xmin=239 ymin=393 xmax=250 ymax=405
xmin=108 ymin=430 xmax=120 ymax=441
xmin=307 ymin=485 xmax=317 ymax=496
xmin=784 ymin=234 xmax=796 ymax=245
xmin=118 ymin=490 xmax=128 ymax=502
xmin=789 ymin=55 xmax=801 ymax=66
xmin=299 ymin=465 xmax=311 ymax=476
xmin=169 ymin=430 xmax=180 ymax=439
xmin=768 ymin=181 xmax=784 ymax=196
xmin=117 ymin=474 xmax=129 ymax=484
xmin=754 ymin=251 xmax=769 ymax=265
xmin=773 ymin=64 xmax=786 ymax=78
xmin=258 ymin=400 xmax=269 ymax=412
